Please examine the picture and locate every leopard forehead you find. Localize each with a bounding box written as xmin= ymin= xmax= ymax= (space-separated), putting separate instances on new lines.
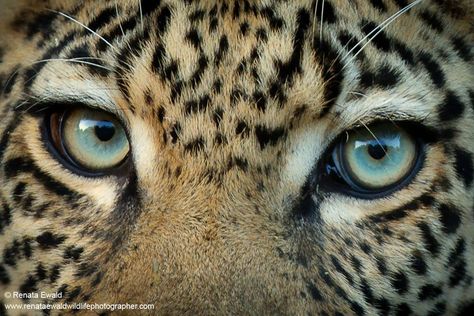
xmin=0 ymin=0 xmax=473 ymax=315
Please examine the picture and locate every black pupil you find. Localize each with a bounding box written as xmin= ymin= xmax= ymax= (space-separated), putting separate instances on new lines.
xmin=94 ymin=121 xmax=116 ymax=142
xmin=368 ymin=143 xmax=387 ymax=160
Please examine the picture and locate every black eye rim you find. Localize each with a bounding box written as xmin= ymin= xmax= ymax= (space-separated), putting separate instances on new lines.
xmin=318 ymin=121 xmax=428 ymax=200
xmin=41 ymin=106 xmax=132 ymax=178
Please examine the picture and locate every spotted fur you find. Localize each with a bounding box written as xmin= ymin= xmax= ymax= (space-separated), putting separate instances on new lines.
xmin=0 ymin=0 xmax=473 ymax=315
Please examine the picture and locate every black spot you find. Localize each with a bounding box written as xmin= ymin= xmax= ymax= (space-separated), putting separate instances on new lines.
xmin=449 ymin=258 xmax=466 ymax=287
xmin=212 ymin=108 xmax=223 ymax=127
xmin=156 ymin=107 xmax=165 ymax=123
xmin=0 ymin=264 xmax=10 ymax=285
xmin=141 ymin=0 xmax=162 ymax=17
xmin=452 ymin=37 xmax=472 ymax=61
xmin=458 ymin=302 xmax=474 ymax=316
xmin=312 ymin=38 xmax=344 ymax=117
xmin=359 ymin=66 xmax=400 ymax=89
xmin=276 ymin=8 xmax=310 ymax=84
xmin=232 ymin=2 xmax=241 ymax=19
xmin=209 ymin=17 xmax=218 ymax=31
xmin=97 ymin=16 xmax=136 ymax=52
xmin=307 ymin=282 xmax=323 ymax=301
xmin=23 ymin=11 xmax=57 ymax=39
xmin=49 ymin=265 xmax=61 ymax=283
xmin=231 ymin=88 xmax=244 ymax=105
xmin=235 ymin=120 xmax=249 ymax=137
xmin=314 ymin=0 xmax=337 ymax=23
xmin=67 ymin=286 xmax=82 ymax=301
xmin=393 ymin=0 xmax=408 ymax=8
xmin=427 ymin=302 xmax=446 ymax=316
xmin=256 ymin=28 xmax=268 ymax=41
xmin=419 ymin=10 xmax=443 ymax=33
xmin=220 ymin=3 xmax=229 ymax=15
xmin=190 ymin=55 xmax=208 ymax=88
xmin=293 ymin=194 xmax=319 ymax=220
xmin=418 ymin=284 xmax=442 ymax=300
xmin=391 ymin=271 xmax=409 ymax=294
xmin=36 ymin=232 xmax=66 ymax=249
xmin=418 ymin=52 xmax=445 ymax=88
xmin=392 ymin=40 xmax=415 ymax=66
xmin=438 ymin=204 xmax=461 ymax=234
xmin=331 ymin=255 xmax=354 ymax=285
xmin=23 ymin=238 xmax=32 ymax=258
xmin=448 ymin=238 xmax=465 ymax=266
xmin=411 ymin=252 xmax=427 ymax=275
xmin=156 ymin=6 xmax=172 ymax=35
xmin=151 ymin=44 xmax=166 ymax=74
xmin=13 ymin=182 xmax=26 ymax=202
xmin=260 ymin=6 xmax=285 ymax=30
xmin=360 ymin=20 xmax=391 ymax=51
xmin=338 ymin=30 xmax=360 ymax=52
xmin=360 ymin=279 xmax=374 ymax=304
xmin=213 ymin=79 xmax=222 ymax=93
xmin=360 ymin=242 xmax=372 ymax=254
xmin=169 ymin=123 xmax=181 ymax=143
xmin=350 ymin=256 xmax=362 ymax=273
xmin=375 ymin=256 xmax=387 ymax=275
xmin=88 ymin=7 xmax=116 ymax=31
xmin=374 ymin=298 xmax=391 ymax=314
xmin=64 ymin=246 xmax=84 ymax=261
xmin=438 ymin=91 xmax=465 ymax=122
xmin=418 ymin=222 xmax=439 ymax=255
xmin=214 ymin=35 xmax=229 ymax=66
xmin=36 ymin=263 xmax=47 ymax=281
xmin=184 ymin=138 xmax=205 ymax=154
xmin=370 ymin=0 xmax=387 ymax=11
xmin=189 ymin=9 xmax=205 ymax=22
xmin=351 ymin=301 xmax=365 ymax=316
xmin=395 ymin=303 xmax=412 ymax=316
xmin=255 ymin=125 xmax=286 ymax=149
xmin=253 ymin=91 xmax=267 ymax=111
xmin=239 ymin=22 xmax=250 ymax=36
xmin=453 ymin=147 xmax=473 ymax=188
xmin=19 ymin=275 xmax=37 ymax=299
xmin=185 ymin=29 xmax=201 ymax=49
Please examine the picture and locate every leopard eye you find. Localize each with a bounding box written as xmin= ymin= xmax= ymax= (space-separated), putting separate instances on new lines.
xmin=326 ymin=122 xmax=422 ymax=195
xmin=47 ymin=108 xmax=129 ymax=173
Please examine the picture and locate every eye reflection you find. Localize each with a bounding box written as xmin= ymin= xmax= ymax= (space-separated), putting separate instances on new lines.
xmin=328 ymin=123 xmax=420 ymax=193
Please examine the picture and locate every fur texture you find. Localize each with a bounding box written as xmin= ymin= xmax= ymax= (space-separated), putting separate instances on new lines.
xmin=0 ymin=0 xmax=473 ymax=315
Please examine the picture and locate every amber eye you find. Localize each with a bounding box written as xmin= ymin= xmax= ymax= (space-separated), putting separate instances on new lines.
xmin=47 ymin=108 xmax=129 ymax=173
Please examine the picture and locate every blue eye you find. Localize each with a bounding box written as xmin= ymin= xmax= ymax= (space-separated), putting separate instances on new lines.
xmin=48 ymin=108 xmax=130 ymax=173
xmin=327 ymin=123 xmax=422 ymax=195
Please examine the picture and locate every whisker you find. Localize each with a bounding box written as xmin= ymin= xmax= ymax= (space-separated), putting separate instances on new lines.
xmin=115 ymin=0 xmax=126 ymax=44
xmin=319 ymin=0 xmax=325 ymax=44
xmin=138 ymin=0 xmax=144 ymax=30
xmin=342 ymin=0 xmax=423 ymax=69
xmin=47 ymin=9 xmax=116 ymax=51
xmin=312 ymin=0 xmax=319 ymax=43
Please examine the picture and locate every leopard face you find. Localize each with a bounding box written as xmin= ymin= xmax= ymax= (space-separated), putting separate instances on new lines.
xmin=0 ymin=0 xmax=473 ymax=315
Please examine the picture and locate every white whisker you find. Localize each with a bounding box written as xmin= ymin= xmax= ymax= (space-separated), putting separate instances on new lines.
xmin=47 ymin=9 xmax=116 ymax=51
xmin=139 ymin=0 xmax=144 ymax=29
xmin=342 ymin=0 xmax=423 ymax=69
xmin=319 ymin=0 xmax=325 ymax=43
